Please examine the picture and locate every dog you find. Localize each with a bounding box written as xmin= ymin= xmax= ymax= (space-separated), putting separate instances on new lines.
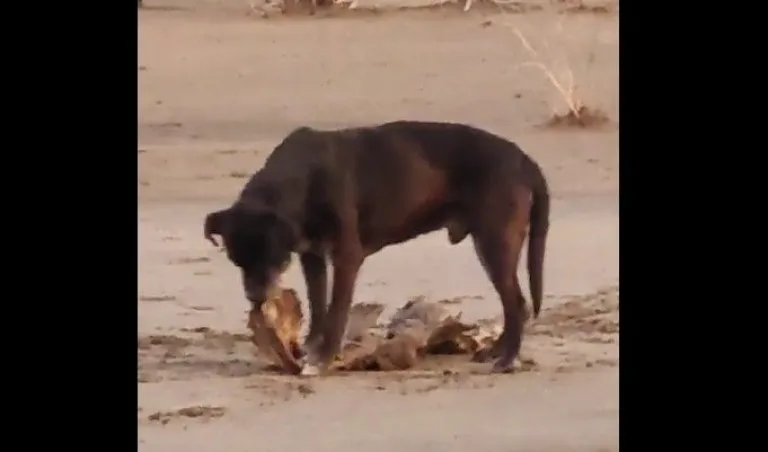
xmin=204 ymin=120 xmax=550 ymax=375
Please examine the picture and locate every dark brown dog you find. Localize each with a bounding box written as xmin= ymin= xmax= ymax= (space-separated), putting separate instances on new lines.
xmin=204 ymin=121 xmax=550 ymax=375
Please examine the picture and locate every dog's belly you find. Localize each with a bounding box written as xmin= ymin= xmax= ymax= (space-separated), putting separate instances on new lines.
xmin=359 ymin=203 xmax=465 ymax=253
xmin=355 ymin=156 xmax=469 ymax=253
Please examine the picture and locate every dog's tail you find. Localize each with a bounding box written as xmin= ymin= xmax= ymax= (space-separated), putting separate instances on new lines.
xmin=527 ymin=159 xmax=550 ymax=318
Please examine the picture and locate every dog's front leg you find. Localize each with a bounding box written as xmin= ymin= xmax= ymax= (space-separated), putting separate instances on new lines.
xmin=299 ymin=251 xmax=327 ymax=354
xmin=302 ymin=242 xmax=363 ymax=375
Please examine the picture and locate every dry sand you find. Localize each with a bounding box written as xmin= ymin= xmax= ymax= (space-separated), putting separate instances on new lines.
xmin=138 ymin=1 xmax=619 ymax=451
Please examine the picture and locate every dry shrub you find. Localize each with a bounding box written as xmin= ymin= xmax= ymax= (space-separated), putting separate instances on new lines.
xmin=247 ymin=0 xmax=617 ymax=17
xmin=558 ymin=0 xmax=618 ymax=15
xmin=254 ymin=0 xmax=544 ymax=16
xmin=500 ymin=9 xmax=615 ymax=129
xmin=465 ymin=0 xmax=617 ymax=14
xmin=545 ymin=105 xmax=610 ymax=128
xmin=463 ymin=0 xmax=544 ymax=13
xmin=249 ymin=0 xmax=334 ymax=16
xmin=281 ymin=0 xmax=333 ymax=14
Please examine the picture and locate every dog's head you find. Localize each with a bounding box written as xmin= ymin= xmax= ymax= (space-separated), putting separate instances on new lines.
xmin=204 ymin=206 xmax=297 ymax=306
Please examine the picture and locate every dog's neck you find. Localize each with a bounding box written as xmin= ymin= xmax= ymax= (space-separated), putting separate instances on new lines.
xmin=237 ymin=172 xmax=316 ymax=253
xmin=233 ymin=195 xmax=308 ymax=254
xmin=240 ymin=174 xmax=305 ymax=214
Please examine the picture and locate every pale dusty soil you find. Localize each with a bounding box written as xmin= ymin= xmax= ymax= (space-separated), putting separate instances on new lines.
xmin=138 ymin=1 xmax=619 ymax=451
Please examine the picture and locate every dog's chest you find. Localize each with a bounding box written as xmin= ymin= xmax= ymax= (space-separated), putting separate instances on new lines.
xmin=296 ymin=238 xmax=337 ymax=256
xmin=295 ymin=202 xmax=453 ymax=256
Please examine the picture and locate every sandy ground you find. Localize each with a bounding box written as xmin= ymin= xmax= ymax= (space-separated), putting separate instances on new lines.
xmin=138 ymin=1 xmax=619 ymax=451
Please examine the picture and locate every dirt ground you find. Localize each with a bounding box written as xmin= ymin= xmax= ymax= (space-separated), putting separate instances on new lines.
xmin=138 ymin=1 xmax=618 ymax=451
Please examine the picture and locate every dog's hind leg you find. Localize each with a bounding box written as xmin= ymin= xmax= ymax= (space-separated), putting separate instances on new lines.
xmin=469 ymin=191 xmax=532 ymax=373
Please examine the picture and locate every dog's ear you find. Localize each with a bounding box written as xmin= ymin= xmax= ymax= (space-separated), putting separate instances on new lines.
xmin=204 ymin=209 xmax=230 ymax=247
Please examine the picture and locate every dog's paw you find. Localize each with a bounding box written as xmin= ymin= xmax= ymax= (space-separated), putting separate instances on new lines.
xmin=300 ymin=363 xmax=322 ymax=377
xmin=491 ymin=360 xmax=516 ymax=374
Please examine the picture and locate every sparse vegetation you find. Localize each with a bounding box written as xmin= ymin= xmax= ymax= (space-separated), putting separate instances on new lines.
xmin=146 ymin=406 xmax=227 ymax=424
xmin=139 ymin=295 xmax=177 ymax=302
xmin=170 ymin=256 xmax=211 ymax=265
xmin=500 ymin=9 xmax=614 ymax=128
xmin=249 ymin=0 xmax=331 ymax=16
xmin=560 ymin=0 xmax=617 ymax=14
xmin=545 ymin=105 xmax=610 ymax=128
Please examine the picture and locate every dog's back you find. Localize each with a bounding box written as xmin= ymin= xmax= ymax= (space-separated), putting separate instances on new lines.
xmin=247 ymin=120 xmax=547 ymax=246
xmin=286 ymin=121 xmax=541 ymax=198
